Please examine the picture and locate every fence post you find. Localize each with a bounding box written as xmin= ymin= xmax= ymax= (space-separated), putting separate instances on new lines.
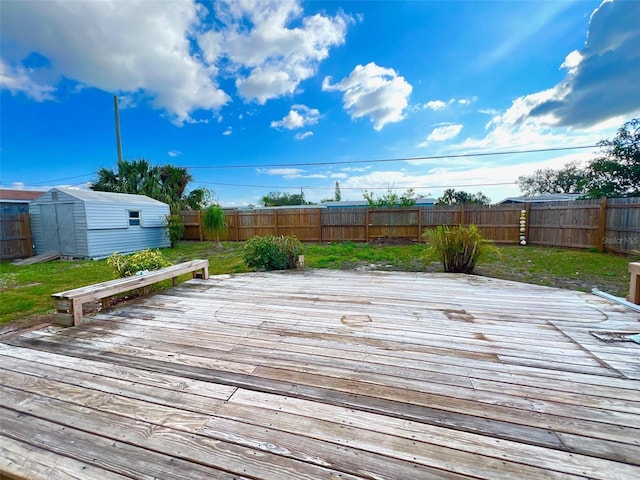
xmin=274 ymin=210 xmax=279 ymax=236
xmin=197 ymin=210 xmax=204 ymax=241
xmin=417 ymin=206 xmax=422 ymax=242
xmin=598 ymin=197 xmax=607 ymax=252
xmin=24 ymin=213 xmax=34 ymax=256
xmin=234 ymin=210 xmax=240 ymax=241
xmin=365 ymin=208 xmax=370 ymax=243
xmin=524 ymin=203 xmax=531 ymax=245
xmin=459 ymin=204 xmax=465 ymax=226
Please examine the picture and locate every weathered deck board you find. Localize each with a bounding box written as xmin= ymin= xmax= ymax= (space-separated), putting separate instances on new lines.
xmin=1 ymin=270 xmax=639 ymax=479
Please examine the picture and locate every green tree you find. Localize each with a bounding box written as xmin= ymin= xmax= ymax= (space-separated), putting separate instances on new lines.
xmin=436 ymin=189 xmax=490 ymax=205
xmin=261 ymin=191 xmax=310 ymax=206
xmin=582 ymin=118 xmax=640 ymax=198
xmin=363 ymin=188 xmax=417 ymax=207
xmin=202 ymin=204 xmax=228 ymax=248
xmin=517 ymin=162 xmax=586 ymax=196
xmin=334 ymin=181 xmax=342 ymax=202
xmin=91 ymin=159 xmax=209 ymax=211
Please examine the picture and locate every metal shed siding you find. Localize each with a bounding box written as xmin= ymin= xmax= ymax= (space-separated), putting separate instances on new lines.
xmin=29 ymin=189 xmax=89 ymax=257
xmin=30 ymin=188 xmax=169 ymax=258
xmin=86 ymin=226 xmax=169 ymax=258
xmin=84 ymin=201 xmax=168 ymax=229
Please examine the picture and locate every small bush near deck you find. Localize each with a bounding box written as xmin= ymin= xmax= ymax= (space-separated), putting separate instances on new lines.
xmin=243 ymin=235 xmax=303 ymax=271
xmin=422 ymin=224 xmax=498 ymax=274
xmin=107 ymin=249 xmax=170 ymax=278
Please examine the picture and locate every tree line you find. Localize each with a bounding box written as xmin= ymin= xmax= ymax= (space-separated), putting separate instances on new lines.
xmin=518 ymin=118 xmax=639 ymax=198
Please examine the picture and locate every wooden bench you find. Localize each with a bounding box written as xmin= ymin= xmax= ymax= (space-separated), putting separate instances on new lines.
xmin=52 ymin=259 xmax=209 ymax=326
xmin=628 ymin=262 xmax=640 ymax=304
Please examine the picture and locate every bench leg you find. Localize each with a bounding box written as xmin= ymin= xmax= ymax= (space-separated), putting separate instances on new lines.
xmin=629 ymin=273 xmax=640 ymax=304
xmin=71 ymin=298 xmax=84 ymax=326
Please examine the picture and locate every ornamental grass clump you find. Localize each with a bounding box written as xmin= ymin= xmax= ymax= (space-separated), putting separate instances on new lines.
xmin=422 ymin=224 xmax=498 ymax=274
xmin=243 ymin=235 xmax=303 ymax=271
xmin=107 ymin=249 xmax=170 ymax=278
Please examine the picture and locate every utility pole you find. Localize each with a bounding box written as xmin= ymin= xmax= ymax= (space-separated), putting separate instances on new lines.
xmin=114 ymin=95 xmax=123 ymax=163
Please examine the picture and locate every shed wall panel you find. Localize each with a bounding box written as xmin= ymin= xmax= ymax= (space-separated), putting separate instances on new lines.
xmin=87 ymin=227 xmax=170 ymax=259
xmin=84 ymin=202 xmax=168 ymax=229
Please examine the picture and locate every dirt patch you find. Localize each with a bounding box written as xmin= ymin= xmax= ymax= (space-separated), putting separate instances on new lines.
xmin=368 ymin=237 xmax=417 ymax=246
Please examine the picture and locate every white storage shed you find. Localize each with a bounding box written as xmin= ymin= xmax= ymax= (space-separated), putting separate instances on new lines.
xmin=30 ymin=188 xmax=170 ymax=259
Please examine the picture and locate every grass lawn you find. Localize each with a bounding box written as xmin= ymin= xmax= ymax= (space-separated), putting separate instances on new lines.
xmin=0 ymin=241 xmax=632 ymax=325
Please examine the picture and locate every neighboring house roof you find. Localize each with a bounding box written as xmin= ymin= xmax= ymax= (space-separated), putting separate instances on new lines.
xmin=48 ymin=187 xmax=169 ymax=206
xmin=0 ymin=188 xmax=45 ymax=202
xmin=497 ymin=193 xmax=583 ymax=204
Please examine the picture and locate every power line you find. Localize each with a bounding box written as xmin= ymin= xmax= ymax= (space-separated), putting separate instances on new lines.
xmin=197 ymin=181 xmax=516 ymax=190
xmin=24 ymin=143 xmax=597 ymax=186
xmin=182 ymin=145 xmax=598 ymax=170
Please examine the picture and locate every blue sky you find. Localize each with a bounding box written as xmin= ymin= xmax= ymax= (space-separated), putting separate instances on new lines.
xmin=1 ymin=0 xmax=639 ymax=206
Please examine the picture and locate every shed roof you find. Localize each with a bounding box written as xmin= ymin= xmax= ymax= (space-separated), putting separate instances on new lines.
xmin=49 ymin=187 xmax=169 ymax=206
xmin=0 ymin=188 xmax=45 ymax=202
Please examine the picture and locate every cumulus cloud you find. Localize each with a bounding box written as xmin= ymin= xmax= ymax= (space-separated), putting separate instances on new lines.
xmin=0 ymin=61 xmax=55 ymax=101
xmin=322 ymin=62 xmax=412 ymax=131
xmin=271 ymin=105 xmax=319 ymax=130
xmin=427 ymin=124 xmax=463 ymax=142
xmin=222 ymin=127 xmax=233 ymax=136
xmin=0 ymin=0 xmax=352 ymax=123
xmin=201 ymin=0 xmax=352 ymax=104
xmin=294 ymin=131 xmax=314 ymax=140
xmin=420 ymin=97 xmax=475 ymax=111
xmin=423 ymin=100 xmax=447 ymax=111
xmin=0 ymin=0 xmax=229 ymax=125
xmin=502 ymin=0 xmax=640 ymax=128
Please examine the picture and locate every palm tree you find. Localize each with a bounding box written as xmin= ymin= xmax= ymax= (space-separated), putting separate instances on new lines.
xmin=202 ymin=205 xmax=228 ymax=248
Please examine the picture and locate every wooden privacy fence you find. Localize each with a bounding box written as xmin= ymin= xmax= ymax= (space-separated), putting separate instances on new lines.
xmin=0 ymin=212 xmax=33 ymax=260
xmin=179 ymin=198 xmax=640 ymax=254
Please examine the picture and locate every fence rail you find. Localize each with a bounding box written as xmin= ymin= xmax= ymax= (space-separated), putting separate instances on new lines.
xmin=180 ymin=198 xmax=640 ymax=255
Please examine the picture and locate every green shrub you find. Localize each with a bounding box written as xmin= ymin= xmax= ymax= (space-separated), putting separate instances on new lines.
xmin=243 ymin=235 xmax=303 ymax=271
xmin=422 ymin=224 xmax=498 ymax=274
xmin=107 ymin=249 xmax=170 ymax=278
xmin=202 ymin=204 xmax=228 ymax=248
xmin=166 ymin=214 xmax=185 ymax=247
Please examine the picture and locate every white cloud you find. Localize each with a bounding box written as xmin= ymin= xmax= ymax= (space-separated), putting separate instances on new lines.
xmin=426 ymin=124 xmax=463 ymax=142
xmin=497 ymin=0 xmax=640 ymax=129
xmin=0 ymin=0 xmax=352 ymax=122
xmin=423 ymin=100 xmax=447 ymax=111
xmin=257 ymin=168 xmax=304 ymax=179
xmin=294 ymin=131 xmax=314 ymax=140
xmin=168 ymin=150 xmax=182 ymax=157
xmin=271 ymin=104 xmax=319 ymax=130
xmin=420 ymin=97 xmax=475 ymax=111
xmin=0 ymin=61 xmax=55 ymax=101
xmin=0 ymin=0 xmax=229 ymax=125
xmin=323 ymin=62 xmax=412 ymax=131
xmin=222 ymin=127 xmax=233 ymax=136
xmin=202 ymin=0 xmax=352 ymax=104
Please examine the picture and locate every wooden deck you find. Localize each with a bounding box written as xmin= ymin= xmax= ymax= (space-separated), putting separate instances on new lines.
xmin=1 ymin=270 xmax=639 ymax=479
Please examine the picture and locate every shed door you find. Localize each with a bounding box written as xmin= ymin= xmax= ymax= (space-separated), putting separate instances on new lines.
xmin=39 ymin=203 xmax=77 ymax=255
